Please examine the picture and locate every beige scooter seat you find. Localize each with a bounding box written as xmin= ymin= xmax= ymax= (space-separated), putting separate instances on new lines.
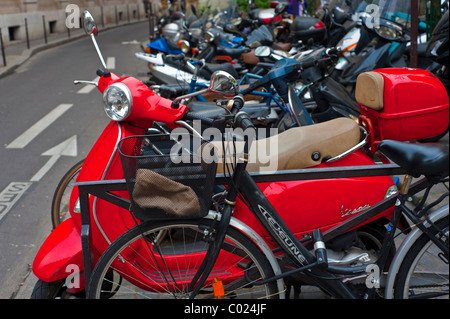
xmin=208 ymin=117 xmax=361 ymax=173
xmin=355 ymin=71 xmax=384 ymax=111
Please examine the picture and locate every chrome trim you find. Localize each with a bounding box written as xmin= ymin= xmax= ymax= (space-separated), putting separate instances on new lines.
xmin=103 ymin=82 xmax=133 ymax=121
xmin=74 ymin=80 xmax=98 ymax=86
xmin=174 ymin=120 xmax=203 ymax=139
xmin=93 ymin=123 xmax=123 ymax=245
xmin=325 ymin=126 xmax=368 ymax=162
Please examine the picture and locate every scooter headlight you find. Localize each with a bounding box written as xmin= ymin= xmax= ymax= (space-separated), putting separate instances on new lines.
xmin=103 ymin=82 xmax=132 ymax=121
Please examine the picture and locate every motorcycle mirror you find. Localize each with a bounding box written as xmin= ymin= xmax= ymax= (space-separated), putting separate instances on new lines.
xmin=82 ymin=10 xmax=108 ymax=71
xmin=274 ymin=3 xmax=288 ymax=15
xmin=82 ymin=10 xmax=97 ymax=36
xmin=255 ymin=46 xmax=272 ymax=57
xmin=373 ymin=18 xmax=404 ymax=41
xmin=204 ymin=30 xmax=215 ymax=43
xmin=173 ymin=71 xmax=238 ymax=103
xmin=208 ymin=71 xmax=238 ymax=97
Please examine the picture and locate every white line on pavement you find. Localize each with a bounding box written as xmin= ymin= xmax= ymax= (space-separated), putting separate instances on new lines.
xmin=6 ymin=104 xmax=73 ymax=149
xmin=106 ymin=57 xmax=116 ymax=70
xmin=76 ymin=76 xmax=100 ymax=94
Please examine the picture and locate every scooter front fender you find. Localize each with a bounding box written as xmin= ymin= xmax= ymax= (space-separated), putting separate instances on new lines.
xmin=33 ymin=218 xmax=83 ymax=282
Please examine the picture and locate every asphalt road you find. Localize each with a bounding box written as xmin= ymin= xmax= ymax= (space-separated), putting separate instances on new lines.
xmin=0 ymin=21 xmax=150 ymax=298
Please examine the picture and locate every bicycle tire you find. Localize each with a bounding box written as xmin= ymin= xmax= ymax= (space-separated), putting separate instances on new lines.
xmin=393 ymin=216 xmax=449 ymax=299
xmin=87 ymin=218 xmax=279 ymax=299
xmin=51 ymin=159 xmax=84 ymax=228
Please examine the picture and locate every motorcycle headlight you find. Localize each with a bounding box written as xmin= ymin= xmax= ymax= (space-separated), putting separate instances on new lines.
xmin=103 ymin=82 xmax=132 ymax=121
xmin=178 ymin=40 xmax=190 ymax=53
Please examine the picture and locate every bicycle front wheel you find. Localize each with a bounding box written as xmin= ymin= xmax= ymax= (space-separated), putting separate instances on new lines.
xmin=393 ymin=216 xmax=449 ymax=299
xmin=51 ymin=159 xmax=84 ymax=228
xmin=87 ymin=219 xmax=279 ymax=299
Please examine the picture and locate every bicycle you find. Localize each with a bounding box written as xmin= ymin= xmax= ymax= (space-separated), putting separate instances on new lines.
xmin=85 ymin=96 xmax=449 ymax=299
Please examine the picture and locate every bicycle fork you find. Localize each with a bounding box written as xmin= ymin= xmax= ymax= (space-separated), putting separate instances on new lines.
xmin=187 ymin=161 xmax=247 ymax=299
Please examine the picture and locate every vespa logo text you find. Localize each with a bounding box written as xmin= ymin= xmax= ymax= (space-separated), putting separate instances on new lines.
xmin=341 ymin=204 xmax=370 ymax=218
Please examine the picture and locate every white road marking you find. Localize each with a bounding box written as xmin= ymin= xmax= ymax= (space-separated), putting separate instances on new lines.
xmin=76 ymin=76 xmax=99 ymax=94
xmin=121 ymin=40 xmax=140 ymax=45
xmin=0 ymin=182 xmax=33 ymax=223
xmin=30 ymin=135 xmax=77 ymax=182
xmin=6 ymin=104 xmax=73 ymax=149
xmin=106 ymin=57 xmax=116 ymax=70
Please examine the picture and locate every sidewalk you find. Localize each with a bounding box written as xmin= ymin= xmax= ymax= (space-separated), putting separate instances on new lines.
xmin=0 ymin=18 xmax=147 ymax=80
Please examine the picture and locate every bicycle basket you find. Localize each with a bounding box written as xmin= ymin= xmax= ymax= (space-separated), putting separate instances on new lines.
xmin=118 ymin=133 xmax=217 ymax=221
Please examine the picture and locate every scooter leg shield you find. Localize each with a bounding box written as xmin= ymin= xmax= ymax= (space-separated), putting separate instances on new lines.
xmin=33 ymin=218 xmax=83 ymax=282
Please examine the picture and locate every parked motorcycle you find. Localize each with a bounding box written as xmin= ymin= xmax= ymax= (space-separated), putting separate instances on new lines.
xmin=335 ymin=16 xmax=408 ymax=93
xmin=425 ymin=9 xmax=449 ymax=96
xmin=255 ymin=45 xmax=360 ymax=127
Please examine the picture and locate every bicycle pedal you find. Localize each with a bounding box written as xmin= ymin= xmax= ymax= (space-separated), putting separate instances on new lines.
xmin=312 ymin=229 xmax=328 ymax=268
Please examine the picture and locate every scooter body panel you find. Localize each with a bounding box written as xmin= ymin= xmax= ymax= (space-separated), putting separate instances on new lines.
xmin=233 ymin=150 xmax=395 ymax=247
xmin=32 ymin=218 xmax=83 ymax=282
xmin=73 ymin=121 xmax=146 ymax=249
xmin=34 ymin=121 xmax=146 ymax=282
xmin=33 ymin=70 xmax=189 ymax=284
xmin=147 ymin=38 xmax=182 ymax=54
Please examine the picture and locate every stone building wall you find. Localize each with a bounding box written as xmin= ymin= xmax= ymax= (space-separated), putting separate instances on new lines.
xmin=0 ymin=0 xmax=152 ymax=45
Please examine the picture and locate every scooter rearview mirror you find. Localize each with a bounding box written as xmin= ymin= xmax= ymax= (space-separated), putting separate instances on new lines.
xmin=82 ymin=10 xmax=97 ymax=36
xmin=255 ymin=46 xmax=272 ymax=57
xmin=274 ymin=3 xmax=288 ymax=15
xmin=172 ymin=71 xmax=238 ymax=104
xmin=82 ymin=10 xmax=108 ymax=71
xmin=209 ymin=71 xmax=238 ymax=97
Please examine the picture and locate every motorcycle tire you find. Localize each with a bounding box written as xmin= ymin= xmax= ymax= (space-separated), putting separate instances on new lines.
xmin=30 ymin=279 xmax=84 ymax=299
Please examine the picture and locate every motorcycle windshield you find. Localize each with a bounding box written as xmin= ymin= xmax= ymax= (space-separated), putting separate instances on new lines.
xmin=204 ymin=0 xmax=241 ymax=28
xmin=354 ymin=0 xmax=427 ymax=32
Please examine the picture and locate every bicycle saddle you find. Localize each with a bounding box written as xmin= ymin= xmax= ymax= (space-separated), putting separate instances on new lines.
xmin=378 ymin=140 xmax=449 ymax=178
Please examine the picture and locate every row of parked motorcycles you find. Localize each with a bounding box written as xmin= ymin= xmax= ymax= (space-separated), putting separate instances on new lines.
xmin=136 ymin=0 xmax=449 ymax=140
xmin=30 ymin=1 xmax=449 ymax=299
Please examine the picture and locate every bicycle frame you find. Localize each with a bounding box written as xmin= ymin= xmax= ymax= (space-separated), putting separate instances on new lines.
xmin=210 ymin=163 xmax=448 ymax=299
xmin=76 ymin=160 xmax=443 ymax=299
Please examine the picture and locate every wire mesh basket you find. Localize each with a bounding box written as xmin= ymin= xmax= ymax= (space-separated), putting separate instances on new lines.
xmin=118 ymin=133 xmax=217 ymax=221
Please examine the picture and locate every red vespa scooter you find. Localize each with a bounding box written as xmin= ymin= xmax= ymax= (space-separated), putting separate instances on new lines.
xmin=31 ymin=10 xmax=246 ymax=297
xmin=31 ymin=11 xmax=422 ymax=298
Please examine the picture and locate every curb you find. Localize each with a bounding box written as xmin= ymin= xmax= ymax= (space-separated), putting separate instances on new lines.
xmin=0 ymin=19 xmax=148 ymax=80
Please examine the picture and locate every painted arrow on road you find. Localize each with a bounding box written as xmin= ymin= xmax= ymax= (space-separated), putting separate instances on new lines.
xmin=30 ymin=135 xmax=78 ymax=182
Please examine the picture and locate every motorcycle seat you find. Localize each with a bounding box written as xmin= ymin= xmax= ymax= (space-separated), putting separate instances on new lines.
xmin=189 ymin=101 xmax=272 ymax=120
xmin=216 ymin=47 xmax=251 ymax=59
xmin=355 ymin=71 xmax=385 ymax=111
xmin=378 ymin=140 xmax=449 ymax=179
xmin=207 ymin=117 xmax=361 ymax=173
xmin=157 ymin=83 xmax=190 ymax=98
xmin=206 ymin=62 xmax=240 ymax=79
